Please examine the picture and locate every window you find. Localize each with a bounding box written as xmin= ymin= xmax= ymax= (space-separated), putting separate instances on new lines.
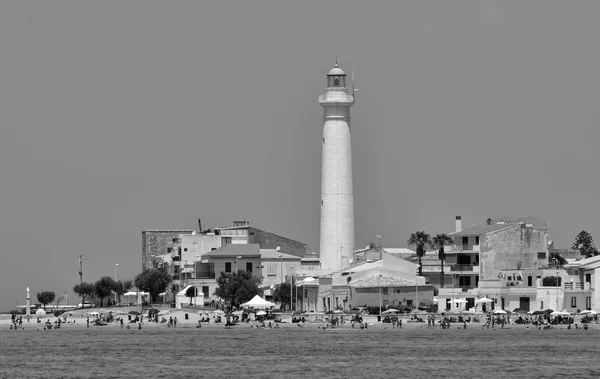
xmin=541 ymin=301 xmax=544 ymax=309
xmin=382 ymin=287 xmax=388 ymax=295
xmin=225 ymin=262 xmax=232 ymax=273
xmin=571 ymin=297 xmax=577 ymax=307
xmin=246 ymin=262 xmax=252 ymax=273
xmin=586 ymin=297 xmax=591 ymax=309
xmin=267 ymin=264 xmax=276 ymax=276
xmin=586 ymin=273 xmax=591 ymax=283
xmin=537 ymin=252 xmax=546 ymax=259
xmin=459 ymin=276 xmax=471 ymax=286
xmin=184 ymin=248 xmax=187 ymax=252
xmin=202 ymin=286 xmax=209 ymax=297
xmin=407 ymin=299 xmax=413 ymax=306
xmin=334 ymin=78 xmax=339 ymax=86
xmin=528 ymin=276 xmax=533 ymax=286
xmin=222 ymin=237 xmax=232 ymax=246
xmin=211 ymin=248 xmax=216 ymax=251
xmin=475 ymin=236 xmax=480 ymax=245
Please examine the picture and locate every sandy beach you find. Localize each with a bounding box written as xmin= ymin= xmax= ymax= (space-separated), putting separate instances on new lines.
xmin=3 ymin=307 xmax=599 ymax=332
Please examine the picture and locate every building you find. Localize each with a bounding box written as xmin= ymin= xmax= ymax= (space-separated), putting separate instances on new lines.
xmin=296 ymin=252 xmax=434 ymax=313
xmin=141 ymin=229 xmax=194 ymax=270
xmin=319 ymin=62 xmax=356 ymax=272
xmin=215 ymin=220 xmax=313 ymax=259
xmin=431 ymin=216 xmax=553 ymax=311
xmin=260 ymin=249 xmax=302 ymax=298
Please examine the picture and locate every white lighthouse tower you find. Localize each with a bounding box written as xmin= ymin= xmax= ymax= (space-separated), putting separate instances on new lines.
xmin=318 ymin=62 xmax=355 ymax=273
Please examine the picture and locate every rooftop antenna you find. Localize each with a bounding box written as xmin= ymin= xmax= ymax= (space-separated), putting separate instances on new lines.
xmin=335 ymin=52 xmax=338 ymax=66
xmin=352 ymin=64 xmax=358 ymax=96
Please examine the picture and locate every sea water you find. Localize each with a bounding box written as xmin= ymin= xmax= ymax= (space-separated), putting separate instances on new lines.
xmin=1 ymin=326 xmax=599 ymax=378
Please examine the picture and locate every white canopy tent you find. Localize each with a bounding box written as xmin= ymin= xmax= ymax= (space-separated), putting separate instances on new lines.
xmin=241 ymin=295 xmax=276 ymax=309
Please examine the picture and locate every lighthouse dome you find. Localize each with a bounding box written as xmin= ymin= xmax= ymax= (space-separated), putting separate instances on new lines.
xmin=327 ymin=64 xmax=346 ymax=76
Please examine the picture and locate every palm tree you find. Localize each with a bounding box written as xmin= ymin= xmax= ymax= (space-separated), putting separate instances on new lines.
xmin=407 ymin=231 xmax=432 ymax=276
xmin=432 ymin=234 xmax=454 ymax=288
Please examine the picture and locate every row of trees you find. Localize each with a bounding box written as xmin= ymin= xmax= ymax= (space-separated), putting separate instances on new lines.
xmin=407 ymin=231 xmax=454 ymax=287
xmin=73 ymin=277 xmax=133 ymax=307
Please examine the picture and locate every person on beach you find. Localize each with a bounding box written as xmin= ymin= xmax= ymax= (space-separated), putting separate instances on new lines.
xmin=173 ymin=317 xmax=178 ymax=327
xmin=120 ymin=318 xmax=124 ymax=328
xmin=169 ymin=316 xmax=173 ymax=327
xmin=86 ymin=317 xmax=90 ymax=328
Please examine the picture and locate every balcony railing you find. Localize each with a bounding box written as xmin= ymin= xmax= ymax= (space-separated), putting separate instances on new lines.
xmin=450 ymin=264 xmax=475 ymax=272
xmin=564 ymin=282 xmax=586 ymax=290
xmin=447 ymin=244 xmax=481 ymax=252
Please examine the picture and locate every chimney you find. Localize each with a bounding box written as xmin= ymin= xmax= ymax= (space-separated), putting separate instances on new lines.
xmin=455 ymin=216 xmax=462 ymax=233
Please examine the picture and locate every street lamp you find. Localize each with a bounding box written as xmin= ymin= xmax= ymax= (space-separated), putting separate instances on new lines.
xmin=235 ymin=255 xmax=242 ymax=273
xmin=194 ymin=255 xmax=200 ymax=305
xmin=556 ymin=270 xmax=560 ymax=311
xmin=379 ymin=274 xmax=383 ymax=320
xmin=376 ymin=234 xmax=382 ymax=247
xmin=415 ymin=270 xmax=419 ymax=311
xmin=114 ymin=263 xmax=119 ymax=304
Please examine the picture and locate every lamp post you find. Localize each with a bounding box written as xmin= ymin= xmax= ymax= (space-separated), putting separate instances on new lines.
xmin=114 ymin=263 xmax=119 ymax=303
xmin=278 ymin=254 xmax=283 ymax=284
xmin=379 ymin=274 xmax=383 ymax=320
xmin=376 ymin=234 xmax=382 ymax=247
xmin=235 ymin=255 xmax=242 ymax=273
xmin=415 ymin=270 xmax=419 ymax=311
xmin=556 ymin=270 xmax=560 ymax=311
xmin=195 ymin=255 xmax=200 ymax=305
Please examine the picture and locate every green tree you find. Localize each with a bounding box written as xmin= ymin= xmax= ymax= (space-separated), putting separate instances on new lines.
xmin=572 ymin=230 xmax=598 ymax=258
xmin=36 ymin=291 xmax=55 ymax=309
xmin=272 ymin=282 xmax=293 ymax=310
xmin=134 ymin=268 xmax=172 ymax=302
xmin=185 ymin=286 xmax=196 ymax=305
xmin=214 ymin=270 xmax=261 ymax=310
xmin=112 ymin=280 xmax=130 ymax=304
xmin=94 ymin=276 xmax=116 ymax=306
xmin=407 ymin=231 xmax=432 ymax=276
xmin=432 ymin=233 xmax=454 ymax=288
xmin=549 ymin=252 xmax=568 ymax=267
xmin=73 ymin=282 xmax=95 ymax=305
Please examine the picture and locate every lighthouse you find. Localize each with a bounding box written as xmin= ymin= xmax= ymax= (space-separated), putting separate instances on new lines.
xmin=318 ymin=62 xmax=355 ymax=273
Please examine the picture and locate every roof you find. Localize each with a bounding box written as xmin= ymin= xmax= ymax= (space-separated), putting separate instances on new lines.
xmin=260 ymin=249 xmax=301 ymax=260
xmin=203 ymin=244 xmax=260 ymax=257
xmin=327 ymin=64 xmax=345 ymax=76
xmin=450 ymin=217 xmax=547 ymax=237
xmin=576 ymin=255 xmax=600 ymax=270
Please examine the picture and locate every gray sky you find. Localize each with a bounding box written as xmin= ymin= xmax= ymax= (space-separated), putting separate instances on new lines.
xmin=1 ymin=1 xmax=599 ymax=310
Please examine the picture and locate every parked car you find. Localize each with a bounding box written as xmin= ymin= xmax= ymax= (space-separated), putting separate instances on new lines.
xmin=77 ymin=302 xmax=94 ymax=308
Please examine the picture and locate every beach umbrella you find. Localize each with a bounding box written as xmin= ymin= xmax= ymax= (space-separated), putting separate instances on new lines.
xmin=333 ymin=310 xmax=344 ymax=314
xmin=580 ymin=310 xmax=597 ymax=315
xmin=87 ymin=311 xmax=100 ymax=316
xmin=543 ymin=309 xmax=554 ymax=314
xmin=475 ymin=298 xmax=493 ymax=304
xmin=433 ymin=298 xmax=439 ymax=303
xmin=382 ymin=309 xmax=399 ymax=314
xmin=213 ymin=309 xmax=225 ymax=315
xmin=513 ymin=308 xmax=527 ymax=314
xmin=35 ymin=309 xmax=46 ymax=316
xmin=531 ymin=310 xmax=544 ymax=315
xmin=256 ymin=310 xmax=267 ymax=316
xmin=492 ymin=309 xmax=507 ymax=315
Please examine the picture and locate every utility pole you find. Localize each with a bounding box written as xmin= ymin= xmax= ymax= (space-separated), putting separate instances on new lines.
xmin=79 ymin=255 xmax=83 ymax=284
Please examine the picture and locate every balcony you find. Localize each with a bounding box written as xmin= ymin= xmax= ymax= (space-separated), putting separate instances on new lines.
xmin=446 ymin=244 xmax=481 ymax=253
xmin=449 ymin=264 xmax=479 ymax=273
